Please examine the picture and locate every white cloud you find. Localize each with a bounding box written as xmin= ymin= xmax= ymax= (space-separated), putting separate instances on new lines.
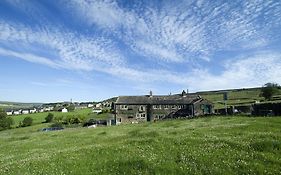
xmin=1 ymin=1 xmax=281 ymax=94
xmin=0 ymin=47 xmax=60 ymax=68
xmin=185 ymin=51 xmax=281 ymax=91
xmin=67 ymin=0 xmax=281 ymax=63
xmin=0 ymin=21 xmax=125 ymax=72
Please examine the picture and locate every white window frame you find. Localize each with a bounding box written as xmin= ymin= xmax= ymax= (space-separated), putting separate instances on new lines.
xmin=136 ymin=113 xmax=146 ymax=119
xmin=139 ymin=105 xmax=145 ymax=112
xmin=120 ymin=105 xmax=128 ymax=110
xmin=153 ymin=105 xmax=161 ymax=109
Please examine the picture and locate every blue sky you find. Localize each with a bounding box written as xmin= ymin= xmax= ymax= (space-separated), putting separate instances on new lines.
xmin=0 ymin=0 xmax=281 ymax=102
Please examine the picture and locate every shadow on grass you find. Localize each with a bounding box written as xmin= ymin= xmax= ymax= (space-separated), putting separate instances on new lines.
xmin=250 ymin=140 xmax=281 ymax=152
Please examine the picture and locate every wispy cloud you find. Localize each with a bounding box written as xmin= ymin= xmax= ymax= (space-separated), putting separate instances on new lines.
xmin=185 ymin=51 xmax=281 ymax=91
xmin=0 ymin=47 xmax=60 ymax=68
xmin=67 ymin=0 xmax=281 ymax=63
xmin=0 ymin=20 xmax=125 ymax=72
xmin=1 ymin=0 xmax=281 ymax=94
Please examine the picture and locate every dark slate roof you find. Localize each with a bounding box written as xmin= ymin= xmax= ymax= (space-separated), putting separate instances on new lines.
xmin=115 ymin=94 xmax=203 ymax=105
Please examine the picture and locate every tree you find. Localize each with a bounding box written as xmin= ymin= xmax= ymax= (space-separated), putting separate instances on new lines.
xmin=45 ymin=113 xmax=54 ymax=123
xmin=0 ymin=108 xmax=14 ymax=130
xmin=22 ymin=117 xmax=33 ymax=127
xmin=260 ymin=83 xmax=280 ymax=100
xmin=67 ymin=104 xmax=75 ymax=112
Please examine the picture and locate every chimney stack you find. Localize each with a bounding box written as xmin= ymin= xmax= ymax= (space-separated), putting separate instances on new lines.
xmin=149 ymin=90 xmax=153 ymax=97
xmin=182 ymin=90 xmax=187 ymax=97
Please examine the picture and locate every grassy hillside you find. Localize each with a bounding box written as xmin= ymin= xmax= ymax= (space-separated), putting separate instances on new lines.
xmin=0 ymin=101 xmax=42 ymax=110
xmin=197 ymin=88 xmax=281 ymax=109
xmin=0 ymin=116 xmax=281 ymax=174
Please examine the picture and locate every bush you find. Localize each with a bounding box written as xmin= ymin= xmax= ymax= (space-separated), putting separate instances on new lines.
xmin=101 ymin=109 xmax=110 ymax=114
xmin=54 ymin=116 xmax=63 ymax=123
xmin=50 ymin=122 xmax=63 ymax=128
xmin=260 ymin=83 xmax=280 ymax=100
xmin=45 ymin=113 xmax=54 ymax=123
xmin=21 ymin=117 xmax=33 ymax=127
xmin=62 ymin=115 xmax=86 ymax=125
xmin=0 ymin=108 xmax=14 ymax=130
xmin=0 ymin=117 xmax=14 ymax=130
xmin=67 ymin=105 xmax=75 ymax=112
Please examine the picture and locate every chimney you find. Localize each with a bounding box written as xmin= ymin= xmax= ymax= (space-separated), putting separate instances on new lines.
xmin=182 ymin=90 xmax=187 ymax=97
xmin=149 ymin=90 xmax=153 ymax=97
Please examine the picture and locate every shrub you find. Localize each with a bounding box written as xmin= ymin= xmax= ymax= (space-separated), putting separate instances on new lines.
xmin=50 ymin=122 xmax=63 ymax=128
xmin=45 ymin=113 xmax=54 ymax=123
xmin=101 ymin=109 xmax=110 ymax=114
xmin=63 ymin=115 xmax=86 ymax=125
xmin=21 ymin=117 xmax=33 ymax=127
xmin=67 ymin=105 xmax=75 ymax=112
xmin=260 ymin=83 xmax=280 ymax=100
xmin=0 ymin=108 xmax=14 ymax=130
xmin=54 ymin=116 xmax=63 ymax=123
xmin=0 ymin=117 xmax=14 ymax=130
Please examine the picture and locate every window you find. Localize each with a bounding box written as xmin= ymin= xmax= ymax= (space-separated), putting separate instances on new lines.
xmin=136 ymin=113 xmax=146 ymax=119
xmin=120 ymin=105 xmax=128 ymax=110
xmin=153 ymin=105 xmax=161 ymax=109
xmin=163 ymin=105 xmax=169 ymax=109
xmin=178 ymin=105 xmax=184 ymax=109
xmin=139 ymin=105 xmax=145 ymax=112
xmin=171 ymin=105 xmax=177 ymax=109
xmin=155 ymin=114 xmax=165 ymax=120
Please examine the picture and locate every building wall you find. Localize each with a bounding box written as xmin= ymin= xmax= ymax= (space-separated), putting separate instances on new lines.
xmin=193 ymin=100 xmax=214 ymax=116
xmin=115 ymin=104 xmax=197 ymax=123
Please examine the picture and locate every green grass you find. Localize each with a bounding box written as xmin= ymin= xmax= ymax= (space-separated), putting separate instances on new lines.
xmin=0 ymin=116 xmax=281 ymax=174
xmin=10 ymin=108 xmax=111 ymax=127
xmin=200 ymin=88 xmax=281 ymax=109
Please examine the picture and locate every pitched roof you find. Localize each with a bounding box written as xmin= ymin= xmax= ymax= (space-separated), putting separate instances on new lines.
xmin=115 ymin=94 xmax=203 ymax=105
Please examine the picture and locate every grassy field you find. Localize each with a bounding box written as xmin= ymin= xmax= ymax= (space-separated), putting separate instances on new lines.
xmin=10 ymin=108 xmax=111 ymax=127
xmin=0 ymin=116 xmax=281 ymax=174
xmin=199 ymin=88 xmax=281 ymax=109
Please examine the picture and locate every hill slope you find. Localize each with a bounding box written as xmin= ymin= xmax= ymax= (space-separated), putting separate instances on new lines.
xmin=195 ymin=87 xmax=281 ymax=109
xmin=0 ymin=116 xmax=281 ymax=174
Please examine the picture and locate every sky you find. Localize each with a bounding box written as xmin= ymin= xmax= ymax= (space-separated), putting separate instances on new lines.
xmin=0 ymin=0 xmax=281 ymax=103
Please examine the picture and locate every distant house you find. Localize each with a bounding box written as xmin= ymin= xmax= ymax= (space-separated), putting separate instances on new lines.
xmin=44 ymin=106 xmax=54 ymax=112
xmin=95 ymin=103 xmax=102 ymax=108
xmin=29 ymin=108 xmax=37 ymax=113
xmin=102 ymin=101 xmax=112 ymax=108
xmin=88 ymin=104 xmax=94 ymax=108
xmin=13 ymin=110 xmax=21 ymax=115
xmin=6 ymin=110 xmax=13 ymax=116
xmin=61 ymin=108 xmax=68 ymax=113
xmin=38 ymin=108 xmax=44 ymax=113
xmin=114 ymin=91 xmax=213 ymax=124
xmin=22 ymin=109 xmax=29 ymax=114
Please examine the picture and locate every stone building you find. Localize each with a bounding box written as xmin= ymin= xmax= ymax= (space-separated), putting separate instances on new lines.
xmin=114 ymin=91 xmax=213 ymax=124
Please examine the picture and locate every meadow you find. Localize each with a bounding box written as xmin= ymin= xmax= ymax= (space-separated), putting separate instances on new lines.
xmin=0 ymin=116 xmax=281 ymax=174
xmin=10 ymin=108 xmax=111 ymax=127
xmin=200 ymin=88 xmax=281 ymax=109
